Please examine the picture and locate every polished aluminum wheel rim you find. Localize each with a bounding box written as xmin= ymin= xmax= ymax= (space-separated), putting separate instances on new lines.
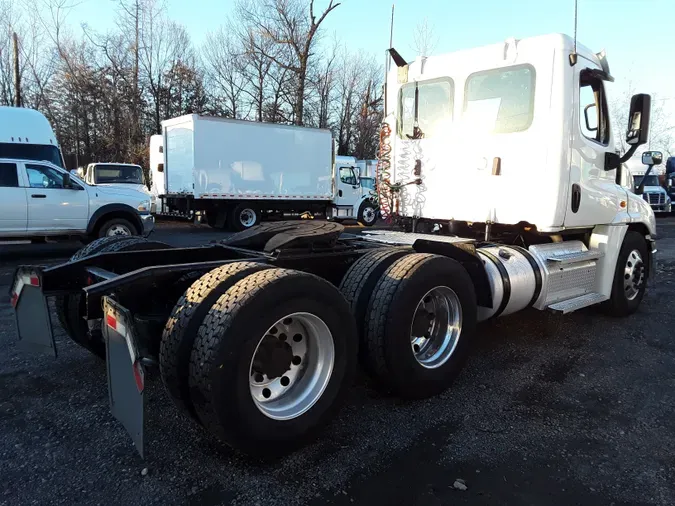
xmin=624 ymin=249 xmax=645 ymax=301
xmin=106 ymin=224 xmax=132 ymax=236
xmin=410 ymin=286 xmax=462 ymax=369
xmin=249 ymin=312 xmax=334 ymax=420
xmin=239 ymin=208 xmax=257 ymax=227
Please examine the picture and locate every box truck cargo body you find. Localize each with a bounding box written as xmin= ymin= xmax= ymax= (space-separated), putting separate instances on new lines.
xmin=161 ymin=115 xmax=378 ymax=229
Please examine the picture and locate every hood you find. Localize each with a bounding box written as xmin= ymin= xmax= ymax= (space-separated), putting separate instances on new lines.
xmin=95 ymin=185 xmax=151 ymax=201
xmin=643 ymin=185 xmax=666 ymax=193
xmin=94 ymin=182 xmax=150 ymax=194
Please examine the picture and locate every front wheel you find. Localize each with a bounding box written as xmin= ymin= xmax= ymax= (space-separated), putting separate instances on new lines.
xmin=357 ymin=200 xmax=378 ymax=227
xmin=601 ymin=231 xmax=648 ymax=316
xmin=97 ymin=217 xmax=138 ymax=238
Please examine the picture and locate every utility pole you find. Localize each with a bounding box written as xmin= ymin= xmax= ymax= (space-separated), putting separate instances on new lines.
xmin=13 ymin=32 xmax=21 ymax=107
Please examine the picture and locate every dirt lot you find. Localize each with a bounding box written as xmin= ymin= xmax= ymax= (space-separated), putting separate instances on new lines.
xmin=1 ymin=219 xmax=675 ymax=505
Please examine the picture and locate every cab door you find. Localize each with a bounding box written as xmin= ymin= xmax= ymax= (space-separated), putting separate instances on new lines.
xmin=564 ymin=61 xmax=626 ymax=227
xmin=0 ymin=161 xmax=28 ymax=234
xmin=335 ymin=165 xmax=361 ymax=211
xmin=23 ymin=162 xmax=89 ymax=232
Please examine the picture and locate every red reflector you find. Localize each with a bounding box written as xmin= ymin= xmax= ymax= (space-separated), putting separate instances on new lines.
xmin=10 ymin=292 xmax=18 ymax=308
xmin=106 ymin=314 xmax=117 ymax=330
xmin=29 ymin=276 xmax=39 ymax=286
xmin=133 ymin=361 xmax=145 ymax=393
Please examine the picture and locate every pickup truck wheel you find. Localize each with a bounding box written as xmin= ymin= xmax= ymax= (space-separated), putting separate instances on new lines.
xmin=57 ymin=237 xmax=169 ymax=358
xmin=339 ymin=247 xmax=411 ymax=368
xmin=98 ymin=217 xmax=138 ymax=238
xmin=363 ymin=253 xmax=477 ymax=399
xmin=357 ymin=200 xmax=378 ymax=227
xmin=601 ymin=231 xmax=648 ymax=317
xmin=189 ymin=268 xmax=357 ymax=456
xmin=160 ymin=261 xmax=273 ymax=423
xmin=229 ymin=204 xmax=260 ymax=231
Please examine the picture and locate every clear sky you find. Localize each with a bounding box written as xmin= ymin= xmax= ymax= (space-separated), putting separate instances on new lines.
xmin=66 ymin=0 xmax=674 ymax=118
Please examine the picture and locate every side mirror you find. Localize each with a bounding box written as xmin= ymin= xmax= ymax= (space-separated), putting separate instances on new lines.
xmin=642 ymin=150 xmax=663 ymax=166
xmin=584 ymin=104 xmax=598 ymax=132
xmin=63 ymin=172 xmax=72 ymax=188
xmin=626 ymin=94 xmax=651 ymax=146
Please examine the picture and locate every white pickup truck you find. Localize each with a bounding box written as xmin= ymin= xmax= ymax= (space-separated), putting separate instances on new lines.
xmin=0 ymin=107 xmax=154 ymax=241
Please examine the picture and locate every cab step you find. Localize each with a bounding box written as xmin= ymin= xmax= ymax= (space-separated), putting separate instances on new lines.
xmin=548 ymin=292 xmax=608 ymax=314
xmin=545 ymin=249 xmax=604 ymax=265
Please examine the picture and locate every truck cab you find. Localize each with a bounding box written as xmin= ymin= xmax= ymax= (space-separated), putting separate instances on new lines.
xmin=631 ymin=171 xmax=671 ymax=214
xmin=332 ymin=155 xmax=378 ymax=226
xmin=383 ymin=33 xmax=655 ymax=238
xmin=0 ymin=106 xmax=65 ymax=167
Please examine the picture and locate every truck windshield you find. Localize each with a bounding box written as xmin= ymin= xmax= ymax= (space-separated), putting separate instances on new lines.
xmin=0 ymin=143 xmax=64 ymax=168
xmin=94 ymin=164 xmax=144 ymax=184
xmin=399 ymin=77 xmax=454 ymax=139
xmin=360 ymin=177 xmax=375 ymax=190
xmin=634 ymin=175 xmax=660 ymax=187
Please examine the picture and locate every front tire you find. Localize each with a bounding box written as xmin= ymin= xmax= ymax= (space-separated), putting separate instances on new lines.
xmin=363 ymin=253 xmax=477 ymax=399
xmin=357 ymin=200 xmax=378 ymax=227
xmin=97 ymin=217 xmax=138 ymax=238
xmin=189 ymin=268 xmax=358 ymax=456
xmin=601 ymin=231 xmax=648 ymax=316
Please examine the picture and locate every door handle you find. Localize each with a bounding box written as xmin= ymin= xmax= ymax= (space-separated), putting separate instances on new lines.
xmin=31 ymin=194 xmax=47 ymax=198
xmin=571 ymin=184 xmax=581 ymax=213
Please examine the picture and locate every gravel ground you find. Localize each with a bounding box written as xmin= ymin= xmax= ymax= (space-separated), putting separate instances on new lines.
xmin=1 ymin=219 xmax=675 ymax=505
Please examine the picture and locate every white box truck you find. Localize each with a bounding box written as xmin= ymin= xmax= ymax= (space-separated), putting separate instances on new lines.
xmin=160 ymin=115 xmax=378 ymax=229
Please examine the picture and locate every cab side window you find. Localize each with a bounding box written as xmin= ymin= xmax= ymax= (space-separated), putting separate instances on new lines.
xmin=579 ymin=70 xmax=610 ymax=145
xmin=0 ymin=162 xmax=19 ymax=187
xmin=26 ymin=163 xmax=65 ymax=189
xmin=339 ymin=166 xmax=357 ymax=186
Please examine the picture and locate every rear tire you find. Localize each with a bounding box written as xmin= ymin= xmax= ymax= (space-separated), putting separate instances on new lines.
xmin=601 ymin=231 xmax=648 ymax=317
xmin=339 ymin=247 xmax=410 ymax=368
xmin=228 ymin=204 xmax=261 ymax=231
xmin=363 ymin=253 xmax=477 ymax=399
xmin=189 ymin=268 xmax=357 ymax=456
xmin=159 ymin=261 xmax=273 ymax=422
xmin=56 ymin=237 xmax=169 ymax=358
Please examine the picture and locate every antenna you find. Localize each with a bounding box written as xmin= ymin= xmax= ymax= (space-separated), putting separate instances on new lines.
xmin=569 ymin=0 xmax=579 ymax=65
xmin=573 ymin=0 xmax=578 ymax=55
xmin=388 ymin=4 xmax=395 ymax=72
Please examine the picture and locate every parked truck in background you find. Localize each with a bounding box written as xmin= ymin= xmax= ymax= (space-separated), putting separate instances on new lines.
xmin=0 ymin=107 xmax=155 ymax=240
xmin=631 ymin=167 xmax=671 ymax=213
xmin=159 ymin=115 xmax=378 ymax=229
xmin=10 ymin=33 xmax=658 ymax=460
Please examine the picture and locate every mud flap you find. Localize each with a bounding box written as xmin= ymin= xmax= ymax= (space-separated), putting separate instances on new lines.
xmin=11 ymin=268 xmax=56 ymax=357
xmin=102 ymin=296 xmax=146 ymax=459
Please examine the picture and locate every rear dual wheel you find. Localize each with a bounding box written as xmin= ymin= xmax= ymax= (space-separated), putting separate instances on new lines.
xmin=55 ymin=236 xmax=169 ymax=358
xmin=160 ymin=267 xmax=357 ymax=456
xmin=341 ymin=251 xmax=477 ymax=399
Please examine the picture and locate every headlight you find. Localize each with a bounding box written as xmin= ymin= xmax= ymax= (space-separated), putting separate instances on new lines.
xmin=137 ymin=200 xmax=151 ymax=212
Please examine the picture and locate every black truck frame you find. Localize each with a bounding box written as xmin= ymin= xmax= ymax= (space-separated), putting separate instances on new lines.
xmin=12 ymin=222 xmax=491 ymax=458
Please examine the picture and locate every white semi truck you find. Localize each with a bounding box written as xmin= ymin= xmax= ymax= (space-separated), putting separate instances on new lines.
xmin=11 ymin=33 xmax=658 ymax=459
xmin=157 ymin=115 xmax=378 ymax=229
